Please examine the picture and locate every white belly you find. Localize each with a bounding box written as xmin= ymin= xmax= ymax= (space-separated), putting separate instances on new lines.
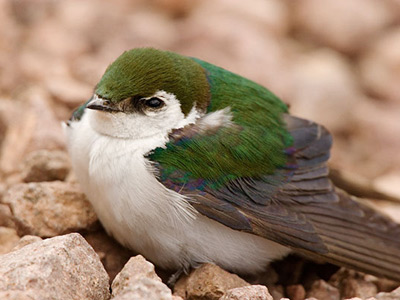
xmin=65 ymin=113 xmax=290 ymax=274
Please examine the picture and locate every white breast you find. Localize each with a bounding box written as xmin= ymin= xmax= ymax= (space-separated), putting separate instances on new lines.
xmin=65 ymin=110 xmax=290 ymax=274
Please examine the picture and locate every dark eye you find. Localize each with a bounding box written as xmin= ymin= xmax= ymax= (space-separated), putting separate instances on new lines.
xmin=145 ymin=97 xmax=164 ymax=108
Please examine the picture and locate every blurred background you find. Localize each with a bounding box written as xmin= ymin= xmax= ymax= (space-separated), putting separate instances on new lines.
xmin=0 ymin=0 xmax=399 ymax=200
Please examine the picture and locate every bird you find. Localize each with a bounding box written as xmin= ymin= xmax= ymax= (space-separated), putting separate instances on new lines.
xmin=64 ymin=47 xmax=400 ymax=281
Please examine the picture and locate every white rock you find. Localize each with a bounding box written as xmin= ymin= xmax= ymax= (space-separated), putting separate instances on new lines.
xmin=0 ymin=233 xmax=110 ymax=300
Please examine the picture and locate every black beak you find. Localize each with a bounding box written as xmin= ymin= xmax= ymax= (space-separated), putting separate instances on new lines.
xmin=86 ymin=97 xmax=121 ymax=113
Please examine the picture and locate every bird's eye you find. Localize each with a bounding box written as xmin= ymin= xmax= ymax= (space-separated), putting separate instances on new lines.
xmin=145 ymin=97 xmax=164 ymax=108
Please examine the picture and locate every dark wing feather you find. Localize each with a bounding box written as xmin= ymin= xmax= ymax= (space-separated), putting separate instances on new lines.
xmin=154 ymin=115 xmax=400 ymax=281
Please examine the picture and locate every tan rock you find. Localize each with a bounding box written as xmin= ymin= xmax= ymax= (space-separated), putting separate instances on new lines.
xmin=375 ymin=287 xmax=400 ymax=299
xmin=286 ymin=284 xmax=306 ymax=300
xmin=193 ymin=0 xmax=289 ymax=36
xmin=0 ymin=233 xmax=110 ymax=300
xmin=2 ymin=181 xmax=98 ymax=237
xmin=84 ymin=230 xmax=133 ymax=281
xmin=359 ymin=27 xmax=400 ymax=103
xmin=46 ymin=75 xmax=93 ymax=108
xmin=292 ymin=0 xmax=394 ymax=54
xmin=0 ymin=90 xmax=66 ymax=175
xmin=21 ymin=150 xmax=70 ymax=182
xmin=289 ymin=48 xmax=362 ymax=134
xmin=373 ymin=172 xmax=400 ymax=203
xmin=113 ymin=277 xmax=174 ymax=300
xmin=0 ymin=204 xmax=16 ymax=229
xmin=112 ymin=255 xmax=162 ymax=295
xmin=306 ymin=280 xmax=340 ymax=300
xmin=0 ymin=227 xmax=19 ymax=255
xmin=268 ymin=285 xmax=284 ymax=300
xmin=112 ymin=255 xmax=176 ymax=300
xmin=220 ymin=285 xmax=273 ymax=300
xmin=373 ymin=277 xmax=400 ymax=293
xmin=0 ymin=110 xmax=6 ymax=148
xmin=341 ymin=278 xmax=378 ymax=299
xmin=174 ymin=263 xmax=250 ymax=300
xmin=11 ymin=235 xmax=43 ymax=251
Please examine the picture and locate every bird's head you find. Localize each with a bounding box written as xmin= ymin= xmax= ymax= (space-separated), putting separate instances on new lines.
xmin=86 ymin=48 xmax=210 ymax=139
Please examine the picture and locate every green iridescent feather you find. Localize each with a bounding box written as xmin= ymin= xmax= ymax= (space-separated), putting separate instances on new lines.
xmin=149 ymin=56 xmax=292 ymax=188
xmin=95 ymin=48 xmax=210 ymax=114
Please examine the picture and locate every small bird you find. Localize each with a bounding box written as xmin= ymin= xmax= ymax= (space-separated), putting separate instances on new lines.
xmin=65 ymin=48 xmax=400 ymax=281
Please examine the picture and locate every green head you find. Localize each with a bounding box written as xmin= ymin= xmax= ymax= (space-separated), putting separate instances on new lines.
xmin=95 ymin=48 xmax=210 ymax=115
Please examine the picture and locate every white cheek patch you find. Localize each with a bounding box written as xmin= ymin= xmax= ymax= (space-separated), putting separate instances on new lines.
xmin=87 ymin=90 xmax=201 ymax=141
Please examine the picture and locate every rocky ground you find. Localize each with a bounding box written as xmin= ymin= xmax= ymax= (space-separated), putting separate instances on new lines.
xmin=0 ymin=0 xmax=400 ymax=299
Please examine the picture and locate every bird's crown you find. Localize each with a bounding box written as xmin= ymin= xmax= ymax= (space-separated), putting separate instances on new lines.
xmin=95 ymin=48 xmax=210 ymax=115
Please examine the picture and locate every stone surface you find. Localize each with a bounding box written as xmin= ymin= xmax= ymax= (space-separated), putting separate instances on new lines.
xmin=111 ymin=255 xmax=162 ymax=295
xmin=174 ymin=263 xmax=250 ymax=300
xmin=220 ymin=285 xmax=273 ymax=300
xmin=268 ymin=285 xmax=284 ymax=300
xmin=359 ymin=27 xmax=400 ymax=103
xmin=11 ymin=235 xmax=42 ymax=251
xmin=0 ymin=203 xmax=16 ymax=229
xmin=84 ymin=230 xmax=134 ymax=281
xmin=46 ymin=75 xmax=93 ymax=108
xmin=2 ymin=181 xmax=98 ymax=237
xmin=375 ymin=287 xmax=400 ymax=299
xmin=341 ymin=277 xmax=378 ymax=299
xmin=0 ymin=226 xmax=19 ymax=255
xmin=329 ymin=268 xmax=381 ymax=299
xmin=306 ymin=280 xmax=340 ymax=300
xmin=0 ymin=89 xmax=66 ymax=175
xmin=292 ymin=0 xmax=394 ymax=54
xmin=112 ymin=278 xmax=175 ymax=300
xmin=21 ymin=149 xmax=70 ymax=182
xmin=289 ymin=48 xmax=362 ymax=133
xmin=112 ymin=255 xmax=176 ymax=300
xmin=286 ymin=284 xmax=306 ymax=300
xmin=0 ymin=233 xmax=110 ymax=300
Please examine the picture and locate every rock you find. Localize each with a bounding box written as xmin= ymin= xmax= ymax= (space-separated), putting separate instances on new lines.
xmin=193 ymin=0 xmax=289 ymax=36
xmin=0 ymin=233 xmax=110 ymax=300
xmin=0 ymin=90 xmax=66 ymax=175
xmin=359 ymin=27 xmax=400 ymax=103
xmin=289 ymin=48 xmax=362 ymax=134
xmin=220 ymin=285 xmax=273 ymax=300
xmin=375 ymin=287 xmax=400 ymax=299
xmin=111 ymin=255 xmax=162 ymax=295
xmin=292 ymin=0 xmax=394 ymax=54
xmin=0 ymin=203 xmax=16 ymax=229
xmin=341 ymin=278 xmax=378 ymax=299
xmin=2 ymin=181 xmax=98 ymax=237
xmin=112 ymin=278 xmax=174 ymax=300
xmin=373 ymin=172 xmax=400 ymax=202
xmin=21 ymin=150 xmax=70 ymax=182
xmin=0 ymin=227 xmax=19 ymax=255
xmin=174 ymin=263 xmax=250 ymax=300
xmin=112 ymin=255 xmax=176 ymax=300
xmin=306 ymin=280 xmax=340 ymax=300
xmin=84 ymin=230 xmax=134 ymax=282
xmin=11 ymin=235 xmax=42 ymax=251
xmin=268 ymin=285 xmax=284 ymax=300
xmin=0 ymin=109 xmax=7 ymax=148
xmin=46 ymin=75 xmax=93 ymax=108
xmin=336 ymin=99 xmax=400 ymax=179
xmin=286 ymin=284 xmax=306 ymax=300
xmin=373 ymin=277 xmax=400 ymax=293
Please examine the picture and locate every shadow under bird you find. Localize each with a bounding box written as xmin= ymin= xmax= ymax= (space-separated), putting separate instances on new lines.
xmin=64 ymin=48 xmax=400 ymax=281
